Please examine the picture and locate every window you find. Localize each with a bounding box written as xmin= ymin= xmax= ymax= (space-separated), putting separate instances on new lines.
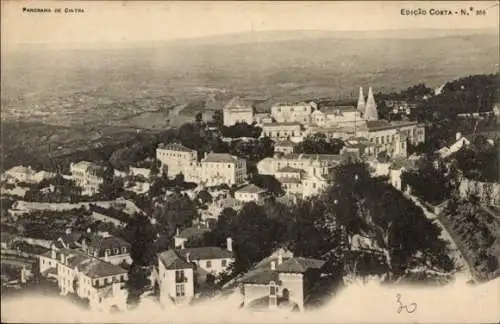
xmin=121 ymin=247 xmax=127 ymax=254
xmin=113 ymin=248 xmax=119 ymax=255
xmin=222 ymin=260 xmax=227 ymax=267
xmin=105 ymin=249 xmax=111 ymax=256
xmin=175 ymin=270 xmax=185 ymax=283
xmin=206 ymin=261 xmax=212 ymax=268
xmin=104 ymin=278 xmax=109 ymax=285
xmin=176 ymin=284 xmax=185 ymax=297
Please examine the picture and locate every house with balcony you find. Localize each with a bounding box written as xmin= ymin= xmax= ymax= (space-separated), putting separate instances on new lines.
xmin=39 ymin=247 xmax=128 ymax=311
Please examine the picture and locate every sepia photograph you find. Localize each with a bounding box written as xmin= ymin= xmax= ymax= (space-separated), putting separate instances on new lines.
xmin=1 ymin=1 xmax=499 ymax=323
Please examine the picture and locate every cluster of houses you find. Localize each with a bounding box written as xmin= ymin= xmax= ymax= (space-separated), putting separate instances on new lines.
xmin=223 ymin=86 xmax=425 ymax=158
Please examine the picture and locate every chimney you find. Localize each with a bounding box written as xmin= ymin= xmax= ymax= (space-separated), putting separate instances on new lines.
xmin=87 ymin=228 xmax=91 ymax=233
xmin=104 ymin=249 xmax=109 ymax=261
xmin=270 ymin=260 xmax=276 ymax=270
xmin=226 ymin=237 xmax=233 ymax=252
xmin=186 ymin=252 xmax=191 ymax=263
xmin=176 ymin=228 xmax=180 ymax=236
xmin=50 ymin=244 xmax=56 ymax=259
xmin=278 ymin=251 xmax=283 ymax=265
xmin=456 ymin=132 xmax=462 ymax=141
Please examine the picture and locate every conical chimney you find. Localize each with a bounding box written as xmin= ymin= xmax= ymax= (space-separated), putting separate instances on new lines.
xmin=357 ymin=87 xmax=365 ymax=113
xmin=364 ymin=86 xmax=378 ymax=121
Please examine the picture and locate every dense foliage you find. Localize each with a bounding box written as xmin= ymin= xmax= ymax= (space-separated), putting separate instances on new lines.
xmin=295 ymin=133 xmax=344 ymax=155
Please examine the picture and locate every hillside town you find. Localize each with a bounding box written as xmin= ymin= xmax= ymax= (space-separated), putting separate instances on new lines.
xmin=1 ymin=76 xmax=499 ymax=315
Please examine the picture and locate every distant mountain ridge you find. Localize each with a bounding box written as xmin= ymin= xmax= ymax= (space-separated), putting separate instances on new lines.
xmin=8 ymin=28 xmax=499 ymax=51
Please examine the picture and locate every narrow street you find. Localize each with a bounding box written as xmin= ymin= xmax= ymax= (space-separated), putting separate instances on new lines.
xmin=404 ymin=193 xmax=476 ymax=283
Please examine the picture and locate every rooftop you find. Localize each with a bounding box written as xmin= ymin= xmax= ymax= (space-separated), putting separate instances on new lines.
xmin=76 ymin=257 xmax=127 ymax=278
xmin=157 ymin=142 xmax=195 ymax=153
xmin=203 ymin=153 xmax=239 ymax=164
xmin=365 ymin=120 xmax=418 ymax=131
xmin=158 ymin=250 xmax=194 ymax=270
xmin=236 ymin=184 xmax=267 ymax=194
xmin=176 ymin=246 xmax=234 ymax=261
xmin=86 ymin=235 xmax=131 ymax=252
xmin=277 ymin=257 xmax=325 ymax=273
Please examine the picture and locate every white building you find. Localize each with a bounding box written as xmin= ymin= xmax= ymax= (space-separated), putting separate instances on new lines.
xmin=355 ymin=120 xmax=425 ymax=158
xmin=258 ymin=154 xmax=338 ymax=198
xmin=200 ymin=153 xmax=247 ymax=187
xmin=223 ymin=97 xmax=254 ymax=126
xmin=156 ymin=143 xmax=198 ymax=179
xmin=1 ymin=166 xmax=56 ymax=184
xmin=273 ymin=140 xmax=295 ymax=155
xmin=270 ymin=102 xmax=316 ymax=124
xmin=157 ymin=250 xmax=195 ymax=306
xmin=239 ymin=249 xmax=325 ymax=312
xmin=157 ymin=237 xmax=234 ymax=306
xmin=310 ymin=105 xmax=362 ymax=128
xmin=260 ymin=123 xmax=306 ymax=142
xmin=234 ymin=184 xmax=268 ymax=202
xmin=39 ymin=247 xmax=128 ymax=311
xmin=70 ymin=161 xmax=106 ymax=196
xmin=81 ymin=233 xmax=132 ymax=266
xmin=437 ymin=132 xmax=471 ymax=158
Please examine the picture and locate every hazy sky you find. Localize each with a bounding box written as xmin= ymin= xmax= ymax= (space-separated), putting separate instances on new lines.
xmin=2 ymin=1 xmax=499 ymax=46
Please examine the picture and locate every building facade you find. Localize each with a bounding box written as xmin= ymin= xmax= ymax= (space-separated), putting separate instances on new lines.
xmin=260 ymin=123 xmax=305 ymax=141
xmin=234 ymin=184 xmax=268 ymax=202
xmin=40 ymin=247 xmax=128 ymax=311
xmin=70 ymin=161 xmax=106 ymax=196
xmin=200 ymin=153 xmax=247 ymax=187
xmin=270 ymin=102 xmax=316 ymax=124
xmin=156 ymin=143 xmax=198 ymax=178
xmin=223 ymin=97 xmax=254 ymax=126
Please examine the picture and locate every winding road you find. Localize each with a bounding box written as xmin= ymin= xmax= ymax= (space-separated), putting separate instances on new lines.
xmin=404 ymin=192 xmax=476 ymax=283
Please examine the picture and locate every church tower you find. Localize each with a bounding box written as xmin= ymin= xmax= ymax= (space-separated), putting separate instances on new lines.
xmin=356 ymin=87 xmax=365 ymax=114
xmin=364 ymin=86 xmax=378 ymax=121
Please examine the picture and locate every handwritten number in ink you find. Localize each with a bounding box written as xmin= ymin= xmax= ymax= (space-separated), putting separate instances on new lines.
xmin=396 ymin=293 xmax=417 ymax=314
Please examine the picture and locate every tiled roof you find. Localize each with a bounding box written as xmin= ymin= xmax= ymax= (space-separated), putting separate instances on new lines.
xmin=57 ymin=249 xmax=127 ymax=278
xmin=277 ymin=257 xmax=325 ymax=273
xmin=176 ymin=246 xmax=233 ymax=261
xmin=365 ymin=120 xmax=418 ymax=131
xmin=87 ymin=235 xmax=131 ymax=252
xmin=240 ymin=268 xmax=280 ymax=285
xmin=177 ymin=227 xmax=210 ymax=240
xmin=203 ymin=153 xmax=239 ymax=164
xmin=236 ymin=184 xmax=267 ymax=194
xmin=158 ymin=250 xmax=194 ymax=270
xmin=157 ymin=142 xmax=195 ymax=153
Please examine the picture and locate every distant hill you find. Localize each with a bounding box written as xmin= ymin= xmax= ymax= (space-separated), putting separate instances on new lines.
xmin=2 ymin=29 xmax=499 ymax=123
